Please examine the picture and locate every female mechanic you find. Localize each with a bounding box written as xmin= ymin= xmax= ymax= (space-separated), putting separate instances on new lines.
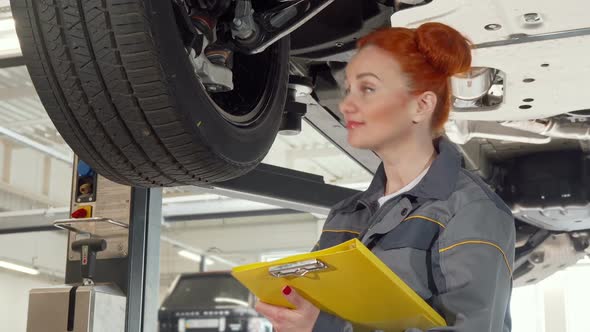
xmin=255 ymin=22 xmax=516 ymax=332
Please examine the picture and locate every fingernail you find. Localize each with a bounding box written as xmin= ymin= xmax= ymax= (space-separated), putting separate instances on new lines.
xmin=282 ymin=286 xmax=292 ymax=295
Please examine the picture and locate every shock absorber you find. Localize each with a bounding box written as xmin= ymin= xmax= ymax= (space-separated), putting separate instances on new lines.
xmin=231 ymin=0 xmax=261 ymax=47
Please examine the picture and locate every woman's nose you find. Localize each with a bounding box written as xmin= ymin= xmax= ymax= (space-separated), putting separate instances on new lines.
xmin=339 ymin=94 xmax=357 ymax=115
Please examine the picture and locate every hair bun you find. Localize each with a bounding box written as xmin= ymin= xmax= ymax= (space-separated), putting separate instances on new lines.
xmin=415 ymin=22 xmax=472 ymax=76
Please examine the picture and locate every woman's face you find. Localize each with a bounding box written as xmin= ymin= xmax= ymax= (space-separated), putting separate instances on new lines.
xmin=340 ymin=45 xmax=420 ymax=151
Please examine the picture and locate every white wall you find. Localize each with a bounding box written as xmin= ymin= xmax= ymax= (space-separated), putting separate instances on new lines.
xmin=158 ymin=214 xmax=322 ymax=306
xmin=0 ymin=142 xmax=4 ymax=176
xmin=0 ymin=231 xmax=66 ymax=332
xmin=48 ymin=157 xmax=72 ymax=204
xmin=9 ymin=148 xmax=44 ymax=197
xmin=160 ymin=214 xmax=320 ymax=277
xmin=511 ymin=260 xmax=590 ymax=332
xmin=0 ymin=271 xmax=62 ymax=332
xmin=512 ymin=283 xmax=546 ymax=332
xmin=0 ymin=231 xmax=67 ymax=274
xmin=563 ymin=263 xmax=590 ymax=332
xmin=0 ymin=141 xmax=72 ymax=207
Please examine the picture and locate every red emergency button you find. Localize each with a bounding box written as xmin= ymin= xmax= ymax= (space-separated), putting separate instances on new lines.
xmin=71 ymin=208 xmax=89 ymax=219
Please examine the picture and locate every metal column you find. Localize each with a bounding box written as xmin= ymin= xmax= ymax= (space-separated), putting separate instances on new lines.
xmin=56 ymin=158 xmax=163 ymax=332
xmin=125 ymin=188 xmax=162 ymax=332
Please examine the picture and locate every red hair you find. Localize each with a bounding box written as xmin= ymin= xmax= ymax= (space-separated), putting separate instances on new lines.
xmin=357 ymin=22 xmax=472 ymax=135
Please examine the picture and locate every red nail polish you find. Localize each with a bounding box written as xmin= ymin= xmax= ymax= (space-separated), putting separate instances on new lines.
xmin=282 ymin=286 xmax=292 ymax=295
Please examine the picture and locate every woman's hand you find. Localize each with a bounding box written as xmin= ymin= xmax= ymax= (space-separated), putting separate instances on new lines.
xmin=255 ymin=286 xmax=320 ymax=332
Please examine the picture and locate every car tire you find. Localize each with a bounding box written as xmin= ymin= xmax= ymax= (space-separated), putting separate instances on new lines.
xmin=10 ymin=0 xmax=289 ymax=186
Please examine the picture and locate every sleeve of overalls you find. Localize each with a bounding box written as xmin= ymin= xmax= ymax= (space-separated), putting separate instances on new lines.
xmin=419 ymin=199 xmax=516 ymax=332
xmin=313 ymin=312 xmax=354 ymax=332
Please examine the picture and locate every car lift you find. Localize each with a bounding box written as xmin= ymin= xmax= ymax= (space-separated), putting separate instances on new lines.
xmin=26 ymin=156 xmax=163 ymax=332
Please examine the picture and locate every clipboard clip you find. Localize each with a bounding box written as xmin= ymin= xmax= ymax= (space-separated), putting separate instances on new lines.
xmin=269 ymin=259 xmax=328 ymax=278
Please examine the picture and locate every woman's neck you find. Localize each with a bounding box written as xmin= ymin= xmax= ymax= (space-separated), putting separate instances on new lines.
xmin=376 ymin=135 xmax=436 ymax=196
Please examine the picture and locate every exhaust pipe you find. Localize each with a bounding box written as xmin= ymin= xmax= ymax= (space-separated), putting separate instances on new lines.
xmin=502 ymin=120 xmax=590 ymax=140
xmin=445 ymin=119 xmax=551 ymax=145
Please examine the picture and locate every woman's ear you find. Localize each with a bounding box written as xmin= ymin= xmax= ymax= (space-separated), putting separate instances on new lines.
xmin=412 ymin=91 xmax=437 ymax=124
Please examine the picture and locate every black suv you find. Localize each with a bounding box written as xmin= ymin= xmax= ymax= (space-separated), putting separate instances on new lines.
xmin=159 ymin=272 xmax=272 ymax=332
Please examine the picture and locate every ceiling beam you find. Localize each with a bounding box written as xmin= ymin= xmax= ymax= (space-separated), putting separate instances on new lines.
xmin=0 ymin=126 xmax=72 ymax=163
xmin=0 ymin=180 xmax=64 ymax=207
xmin=2 ymin=118 xmax=54 ymax=129
xmin=0 ymin=194 xmax=315 ymax=233
xmin=188 ymin=164 xmax=360 ymax=216
xmin=0 ymin=55 xmax=25 ymax=69
xmin=0 ymin=86 xmax=37 ymax=100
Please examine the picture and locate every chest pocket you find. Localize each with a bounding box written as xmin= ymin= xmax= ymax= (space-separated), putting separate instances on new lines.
xmin=316 ymin=208 xmax=371 ymax=251
xmin=376 ymin=215 xmax=444 ymax=251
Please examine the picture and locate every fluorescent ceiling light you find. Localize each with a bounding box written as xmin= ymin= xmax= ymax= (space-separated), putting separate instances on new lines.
xmin=0 ymin=18 xmax=21 ymax=54
xmin=0 ymin=35 xmax=20 ymax=53
xmin=163 ymin=194 xmax=225 ymax=204
xmin=336 ymin=181 xmax=371 ymax=190
xmin=177 ymin=250 xmax=214 ymax=265
xmin=0 ymin=260 xmax=40 ymax=275
xmin=0 ymin=18 xmax=15 ymax=32
xmin=260 ymin=251 xmax=305 ymax=262
xmin=214 ymin=297 xmax=249 ymax=307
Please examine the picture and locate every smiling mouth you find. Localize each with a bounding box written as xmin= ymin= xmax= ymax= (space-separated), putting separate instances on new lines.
xmin=346 ymin=121 xmax=365 ymax=129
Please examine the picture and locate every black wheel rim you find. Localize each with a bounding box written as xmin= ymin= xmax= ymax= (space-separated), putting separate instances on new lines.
xmin=175 ymin=1 xmax=282 ymax=127
xmin=207 ymin=45 xmax=279 ymax=127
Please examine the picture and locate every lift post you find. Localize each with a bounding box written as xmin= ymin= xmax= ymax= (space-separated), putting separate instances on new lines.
xmin=26 ymin=156 xmax=162 ymax=332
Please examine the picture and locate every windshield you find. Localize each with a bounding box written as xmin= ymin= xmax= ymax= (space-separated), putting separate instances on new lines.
xmin=162 ymin=274 xmax=251 ymax=309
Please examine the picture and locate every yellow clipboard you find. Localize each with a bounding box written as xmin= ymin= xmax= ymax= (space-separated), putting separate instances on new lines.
xmin=231 ymin=238 xmax=446 ymax=332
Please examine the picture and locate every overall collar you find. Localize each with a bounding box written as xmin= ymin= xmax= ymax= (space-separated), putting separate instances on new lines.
xmin=356 ymin=137 xmax=462 ymax=210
